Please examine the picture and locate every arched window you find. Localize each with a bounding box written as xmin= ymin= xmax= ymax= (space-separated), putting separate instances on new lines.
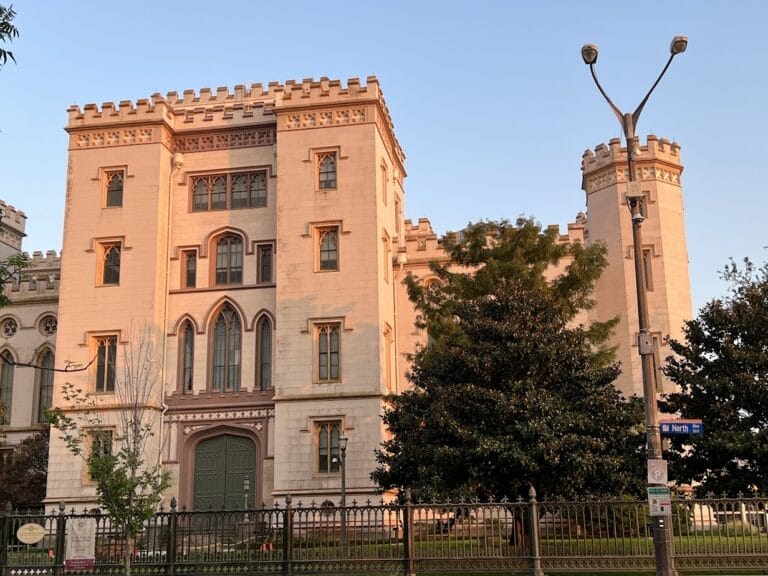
xmin=317 ymin=421 xmax=341 ymax=473
xmin=256 ymin=316 xmax=272 ymax=390
xmin=0 ymin=350 xmax=14 ymax=425
xmin=212 ymin=305 xmax=241 ymax=391
xmin=105 ymin=171 xmax=124 ymax=207
xmin=215 ymin=234 xmax=243 ymax=285
xmin=318 ymin=153 xmax=337 ymax=189
xmin=180 ymin=321 xmax=195 ymax=393
xmin=103 ymin=243 xmax=121 ymax=285
xmin=36 ymin=349 xmax=54 ymax=424
xmin=318 ymin=228 xmax=338 ymax=271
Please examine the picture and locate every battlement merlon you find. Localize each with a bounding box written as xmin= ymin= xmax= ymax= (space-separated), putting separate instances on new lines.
xmin=0 ymin=200 xmax=27 ymax=237
xmin=581 ymin=135 xmax=682 ymax=175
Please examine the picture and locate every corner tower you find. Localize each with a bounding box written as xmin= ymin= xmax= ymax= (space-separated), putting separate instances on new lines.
xmin=581 ymin=136 xmax=692 ymax=397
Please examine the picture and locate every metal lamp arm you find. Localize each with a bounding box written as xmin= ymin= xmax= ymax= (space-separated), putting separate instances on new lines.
xmin=631 ymin=53 xmax=676 ymax=134
xmin=589 ymin=63 xmax=625 ymax=129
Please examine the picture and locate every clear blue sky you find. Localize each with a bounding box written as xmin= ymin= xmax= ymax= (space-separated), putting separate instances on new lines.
xmin=1 ymin=1 xmax=765 ymax=312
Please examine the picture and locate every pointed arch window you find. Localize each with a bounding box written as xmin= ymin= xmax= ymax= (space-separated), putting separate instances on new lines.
xmin=0 ymin=351 xmax=14 ymax=425
xmin=318 ymin=227 xmax=339 ymax=271
xmin=256 ymin=316 xmax=272 ymax=391
xmin=318 ymin=153 xmax=337 ymax=190
xmin=215 ymin=234 xmax=243 ymax=285
xmin=317 ymin=421 xmax=341 ymax=474
xmin=105 ymin=171 xmax=124 ymax=207
xmin=180 ymin=321 xmax=195 ymax=393
xmin=101 ymin=242 xmax=121 ymax=285
xmin=212 ymin=305 xmax=241 ymax=391
xmin=316 ymin=323 xmax=340 ymax=382
xmin=36 ymin=349 xmax=54 ymax=424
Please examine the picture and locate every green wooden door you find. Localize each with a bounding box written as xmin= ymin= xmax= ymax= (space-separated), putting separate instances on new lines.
xmin=193 ymin=434 xmax=256 ymax=510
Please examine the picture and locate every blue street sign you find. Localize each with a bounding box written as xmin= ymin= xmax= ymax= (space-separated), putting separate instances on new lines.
xmin=660 ymin=420 xmax=703 ymax=435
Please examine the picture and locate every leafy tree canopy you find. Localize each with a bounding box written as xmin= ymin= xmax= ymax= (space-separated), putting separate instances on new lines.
xmin=0 ymin=430 xmax=48 ymax=510
xmin=0 ymin=4 xmax=18 ymax=67
xmin=373 ymin=219 xmax=646 ymax=500
xmin=662 ymin=258 xmax=768 ymax=496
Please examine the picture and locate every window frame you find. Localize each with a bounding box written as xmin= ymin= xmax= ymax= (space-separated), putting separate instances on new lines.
xmin=210 ymin=304 xmax=242 ymax=392
xmin=214 ymin=234 xmax=244 ymax=286
xmin=35 ymin=349 xmax=54 ymax=424
xmin=190 ymin=170 xmax=269 ymax=212
xmin=85 ymin=428 xmax=114 ymax=483
xmin=182 ymin=250 xmax=197 ymax=289
xmin=316 ymin=226 xmax=339 ymax=272
xmin=179 ymin=321 xmax=195 ymax=394
xmin=93 ymin=335 xmax=118 ymax=394
xmin=99 ymin=241 xmax=122 ymax=286
xmin=256 ymin=243 xmax=274 ymax=284
xmin=315 ymin=420 xmax=342 ymax=475
xmin=0 ymin=350 xmax=14 ymax=425
xmin=104 ymin=170 xmax=125 ymax=208
xmin=314 ymin=322 xmax=341 ymax=383
xmin=256 ymin=316 xmax=272 ymax=391
xmin=317 ymin=152 xmax=337 ymax=191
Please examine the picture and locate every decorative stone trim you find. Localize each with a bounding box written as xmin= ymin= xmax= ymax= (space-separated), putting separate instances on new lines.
xmin=284 ymin=107 xmax=367 ymax=130
xmin=176 ymin=128 xmax=276 ymax=152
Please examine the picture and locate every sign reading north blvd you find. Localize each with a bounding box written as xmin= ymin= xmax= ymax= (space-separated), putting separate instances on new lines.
xmin=660 ymin=419 xmax=703 ymax=435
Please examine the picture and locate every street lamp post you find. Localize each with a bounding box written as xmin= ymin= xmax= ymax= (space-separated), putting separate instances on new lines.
xmin=581 ymin=36 xmax=687 ymax=576
xmin=339 ymin=436 xmax=349 ymax=551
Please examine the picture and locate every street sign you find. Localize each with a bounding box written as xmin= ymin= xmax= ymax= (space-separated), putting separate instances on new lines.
xmin=647 ymin=459 xmax=668 ymax=484
xmin=647 ymin=486 xmax=672 ymax=516
xmin=660 ymin=419 xmax=703 ymax=435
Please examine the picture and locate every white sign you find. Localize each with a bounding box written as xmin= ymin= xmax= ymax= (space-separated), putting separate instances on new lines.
xmin=65 ymin=517 xmax=96 ymax=571
xmin=17 ymin=523 xmax=46 ymax=545
xmin=647 ymin=486 xmax=672 ymax=517
xmin=647 ymin=459 xmax=668 ymax=484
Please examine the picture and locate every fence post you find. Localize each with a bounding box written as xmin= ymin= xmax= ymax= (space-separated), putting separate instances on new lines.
xmin=53 ymin=502 xmax=66 ymax=576
xmin=166 ymin=497 xmax=177 ymax=576
xmin=403 ymin=489 xmax=415 ymax=576
xmin=0 ymin=501 xmax=11 ymax=576
xmin=528 ymin=487 xmax=544 ymax=576
xmin=282 ymin=494 xmax=293 ymax=576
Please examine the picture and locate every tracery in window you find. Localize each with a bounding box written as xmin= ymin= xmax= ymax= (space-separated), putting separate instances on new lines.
xmin=317 ymin=323 xmax=340 ymax=382
xmin=215 ymin=235 xmax=243 ymax=285
xmin=318 ymin=153 xmax=337 ymax=190
xmin=212 ymin=304 xmax=241 ymax=391
xmin=316 ymin=421 xmax=341 ymax=474
xmin=191 ymin=171 xmax=268 ymax=211
xmin=105 ymin=170 xmax=124 ymax=207
xmin=318 ymin=227 xmax=338 ymax=271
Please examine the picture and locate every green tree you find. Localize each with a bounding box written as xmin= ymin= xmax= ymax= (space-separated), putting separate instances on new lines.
xmin=0 ymin=430 xmax=48 ymax=509
xmin=662 ymin=258 xmax=768 ymax=496
xmin=0 ymin=4 xmax=18 ymax=67
xmin=373 ymin=219 xmax=646 ymax=500
xmin=48 ymin=326 xmax=170 ymax=576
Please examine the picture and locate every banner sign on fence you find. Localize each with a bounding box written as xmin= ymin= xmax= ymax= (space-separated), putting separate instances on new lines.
xmin=647 ymin=486 xmax=672 ymax=516
xmin=65 ymin=517 xmax=96 ymax=571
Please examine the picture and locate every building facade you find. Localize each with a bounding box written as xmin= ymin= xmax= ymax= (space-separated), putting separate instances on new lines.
xmin=43 ymin=76 xmax=692 ymax=509
xmin=0 ymin=200 xmax=59 ymax=487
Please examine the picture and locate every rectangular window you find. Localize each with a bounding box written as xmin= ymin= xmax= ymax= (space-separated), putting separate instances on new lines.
xmin=183 ymin=251 xmax=197 ymax=288
xmin=88 ymin=429 xmax=113 ymax=481
xmin=316 ymin=227 xmax=339 ymax=272
xmin=100 ymin=242 xmax=121 ymax=285
xmin=257 ymin=244 xmax=273 ymax=284
xmin=105 ymin=170 xmax=124 ymax=208
xmin=316 ymin=421 xmax=341 ymax=474
xmin=642 ymin=248 xmax=654 ymax=291
xmin=382 ymin=232 xmax=390 ymax=283
xmin=215 ymin=235 xmax=243 ymax=285
xmin=94 ymin=336 xmax=117 ymax=393
xmin=384 ymin=326 xmax=393 ymax=391
xmin=316 ymin=323 xmax=341 ymax=382
xmin=317 ymin=152 xmax=337 ymax=190
xmin=191 ymin=171 xmax=268 ymax=212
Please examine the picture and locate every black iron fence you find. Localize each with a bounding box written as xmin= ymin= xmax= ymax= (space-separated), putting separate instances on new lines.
xmin=2 ymin=489 xmax=767 ymax=575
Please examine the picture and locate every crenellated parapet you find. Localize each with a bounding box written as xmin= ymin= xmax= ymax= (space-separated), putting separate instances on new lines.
xmin=581 ymin=135 xmax=683 ymax=195
xmin=9 ymin=250 xmax=60 ymax=302
xmin=65 ymin=76 xmax=405 ymax=169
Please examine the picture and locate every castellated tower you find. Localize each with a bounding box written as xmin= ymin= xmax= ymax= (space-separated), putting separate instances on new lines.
xmin=581 ymin=136 xmax=692 ymax=398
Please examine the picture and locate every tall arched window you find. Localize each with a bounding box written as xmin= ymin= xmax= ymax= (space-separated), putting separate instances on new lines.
xmin=180 ymin=321 xmax=195 ymax=393
xmin=36 ymin=349 xmax=54 ymax=424
xmin=105 ymin=171 xmax=124 ymax=207
xmin=318 ymin=153 xmax=337 ymax=189
xmin=212 ymin=305 xmax=241 ymax=391
xmin=0 ymin=350 xmax=14 ymax=425
xmin=256 ymin=316 xmax=272 ymax=391
xmin=215 ymin=234 xmax=243 ymax=285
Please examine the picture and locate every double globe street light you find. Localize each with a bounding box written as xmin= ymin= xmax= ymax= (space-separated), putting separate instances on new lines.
xmin=581 ymin=36 xmax=687 ymax=576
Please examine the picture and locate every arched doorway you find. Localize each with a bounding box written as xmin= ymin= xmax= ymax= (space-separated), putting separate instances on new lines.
xmin=193 ymin=434 xmax=256 ymax=510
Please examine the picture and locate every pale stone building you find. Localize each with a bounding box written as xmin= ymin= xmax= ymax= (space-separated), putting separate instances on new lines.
xmin=0 ymin=201 xmax=59 ymax=488
xmin=44 ymin=76 xmax=691 ymax=509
